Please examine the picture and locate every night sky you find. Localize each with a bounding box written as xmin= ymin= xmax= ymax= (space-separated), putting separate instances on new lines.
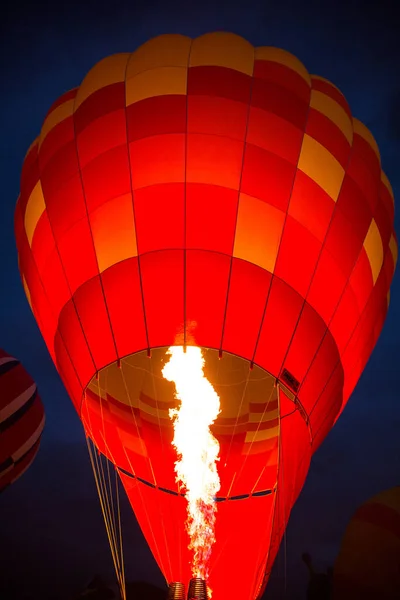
xmin=0 ymin=1 xmax=399 ymax=599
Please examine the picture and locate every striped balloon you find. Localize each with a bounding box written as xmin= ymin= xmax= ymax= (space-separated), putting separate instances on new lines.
xmin=333 ymin=486 xmax=400 ymax=600
xmin=0 ymin=349 xmax=45 ymax=492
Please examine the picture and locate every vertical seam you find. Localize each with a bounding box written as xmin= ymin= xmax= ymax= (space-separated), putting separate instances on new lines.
xmin=123 ymin=53 xmax=151 ymax=354
xmin=71 ymin=68 xmax=121 ymax=364
xmin=250 ymin=77 xmax=314 ymax=367
xmin=219 ymin=47 xmax=256 ymax=355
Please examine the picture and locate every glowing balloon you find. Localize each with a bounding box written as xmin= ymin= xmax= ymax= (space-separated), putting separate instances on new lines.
xmin=15 ymin=32 xmax=397 ymax=600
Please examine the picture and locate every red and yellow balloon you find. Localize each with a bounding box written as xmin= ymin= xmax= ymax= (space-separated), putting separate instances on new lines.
xmin=15 ymin=33 xmax=397 ymax=600
xmin=0 ymin=349 xmax=45 ymax=491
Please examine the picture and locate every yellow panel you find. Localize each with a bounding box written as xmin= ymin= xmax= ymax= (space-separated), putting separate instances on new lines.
xmin=75 ymin=53 xmax=131 ymax=109
xmin=189 ymin=32 xmax=254 ymax=75
xmin=298 ymin=134 xmax=345 ymax=201
xmin=126 ymin=34 xmax=192 ymax=79
xmin=310 ymin=90 xmax=353 ymax=144
xmin=233 ymin=194 xmax=285 ymax=272
xmin=255 ymin=46 xmax=310 ymax=85
xmin=381 ymin=170 xmax=394 ymax=204
xmin=126 ymin=66 xmax=187 ymax=106
xmin=25 ymin=180 xmax=46 ymax=246
xmin=244 ymin=426 xmax=279 ymax=443
xmin=363 ymin=219 xmax=383 ymax=284
xmin=353 ymin=118 xmax=381 ymax=162
xmin=389 ymin=234 xmax=398 ymax=268
xmin=39 ymin=99 xmax=74 ymax=147
xmin=90 ymin=193 xmax=138 ymax=273
xmin=22 ymin=275 xmax=33 ymax=310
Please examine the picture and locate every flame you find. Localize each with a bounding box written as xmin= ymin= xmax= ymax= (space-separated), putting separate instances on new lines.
xmin=162 ymin=346 xmax=221 ymax=585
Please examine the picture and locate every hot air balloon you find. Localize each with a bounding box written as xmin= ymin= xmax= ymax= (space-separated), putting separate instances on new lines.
xmin=14 ymin=32 xmax=397 ymax=600
xmin=332 ymin=486 xmax=400 ymax=600
xmin=0 ymin=349 xmax=45 ymax=491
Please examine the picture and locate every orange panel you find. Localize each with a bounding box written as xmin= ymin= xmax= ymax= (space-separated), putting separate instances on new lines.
xmin=90 ymin=193 xmax=138 ymax=273
xmin=125 ymin=34 xmax=191 ymax=79
xmin=233 ymin=194 xmax=285 ymax=272
xmin=189 ymin=32 xmax=254 ymax=75
xmin=298 ymin=134 xmax=345 ymax=201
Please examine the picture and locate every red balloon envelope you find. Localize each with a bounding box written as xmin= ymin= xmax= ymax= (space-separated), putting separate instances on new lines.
xmin=14 ymin=33 xmax=397 ymax=600
xmin=0 ymin=349 xmax=45 ymax=491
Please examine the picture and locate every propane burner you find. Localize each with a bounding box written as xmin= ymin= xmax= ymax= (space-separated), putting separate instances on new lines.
xmin=167 ymin=582 xmax=186 ymax=600
xmin=187 ymin=578 xmax=208 ymax=600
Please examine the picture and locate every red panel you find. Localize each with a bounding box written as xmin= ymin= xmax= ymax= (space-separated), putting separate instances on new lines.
xmin=130 ymin=134 xmax=185 ymax=190
xmin=374 ymin=200 xmax=392 ymax=249
xmin=288 ymin=170 xmax=335 ymax=243
xmin=57 ymin=299 xmax=96 ymax=388
xmin=380 ymin=179 xmax=394 ymax=223
xmin=101 ymin=259 xmax=147 ymax=357
xmin=306 ymin=108 xmax=351 ymax=168
xmin=186 ymin=133 xmax=244 ymax=190
xmin=283 ymin=302 xmax=327 ymax=385
xmin=127 ymin=95 xmax=187 ymax=142
xmin=43 ymin=172 xmax=87 ymax=240
xmin=39 ymin=117 xmax=75 ymax=170
xmin=187 ymin=94 xmax=248 ymax=141
xmin=324 ymin=208 xmax=364 ymax=279
xmin=140 ymin=250 xmax=184 ymax=348
xmin=337 ymin=173 xmax=372 ymax=241
xmin=275 ymin=216 xmax=322 ymax=298
xmin=329 ymin=284 xmax=360 ymax=355
xmin=307 ymin=248 xmax=348 ymax=324
xmin=352 ymin=132 xmax=381 ymax=181
xmin=41 ymin=249 xmax=71 ymax=319
xmin=185 ymin=250 xmax=231 ymax=348
xmin=349 ymin=249 xmax=374 ymax=314
xmin=77 ymin=109 xmax=127 ymax=170
xmin=20 ymin=146 xmax=40 ymax=209
xmin=186 ymin=183 xmax=238 ymax=254
xmin=40 ymin=140 xmax=80 ymax=198
xmin=247 ymin=106 xmax=303 ymax=165
xmin=347 ymin=152 xmax=380 ymax=213
xmin=254 ymin=60 xmax=310 ymax=102
xmin=134 ymin=183 xmax=184 ymax=253
xmin=222 ymin=258 xmax=272 ymax=360
xmin=73 ymin=275 xmax=117 ymax=370
xmin=81 ymin=144 xmax=131 ymax=213
xmin=251 ymin=79 xmax=309 ymax=129
xmin=254 ymin=276 xmax=303 ymax=377
xmin=241 ymin=144 xmax=296 ymax=212
xmin=310 ymin=362 xmax=343 ymax=447
xmin=54 ymin=331 xmax=83 ymax=413
xmin=56 ymin=218 xmax=99 ymax=295
xmin=74 ymin=83 xmax=126 ymax=135
xmin=298 ymin=329 xmax=341 ymax=413
xmin=187 ymin=65 xmax=252 ymax=104
xmin=31 ymin=212 xmax=56 ymax=275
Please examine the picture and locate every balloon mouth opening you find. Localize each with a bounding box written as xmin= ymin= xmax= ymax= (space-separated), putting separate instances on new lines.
xmin=82 ymin=345 xmax=298 ymax=498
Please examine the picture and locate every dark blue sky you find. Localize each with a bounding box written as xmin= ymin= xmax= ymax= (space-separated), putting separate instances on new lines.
xmin=0 ymin=1 xmax=399 ymax=598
